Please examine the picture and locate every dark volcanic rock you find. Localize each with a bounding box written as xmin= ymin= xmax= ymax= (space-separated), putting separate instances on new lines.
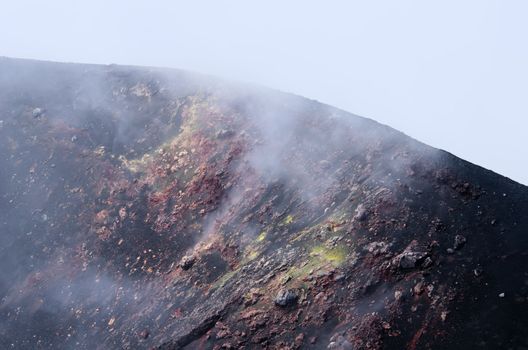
xmin=394 ymin=250 xmax=428 ymax=269
xmin=274 ymin=289 xmax=299 ymax=307
xmin=139 ymin=329 xmax=150 ymax=340
xmin=179 ymin=255 xmax=196 ymax=270
xmin=353 ymin=204 xmax=369 ymax=222
xmin=453 ymin=234 xmax=467 ymax=250
xmin=0 ymin=57 xmax=527 ymax=350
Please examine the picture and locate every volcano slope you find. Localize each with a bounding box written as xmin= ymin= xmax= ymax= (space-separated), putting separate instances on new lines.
xmin=0 ymin=57 xmax=527 ymax=350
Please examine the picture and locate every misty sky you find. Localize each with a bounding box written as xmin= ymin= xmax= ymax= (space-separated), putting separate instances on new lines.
xmin=1 ymin=1 xmax=526 ymax=185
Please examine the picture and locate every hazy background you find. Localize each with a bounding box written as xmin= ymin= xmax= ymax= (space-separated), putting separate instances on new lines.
xmin=1 ymin=0 xmax=526 ymax=184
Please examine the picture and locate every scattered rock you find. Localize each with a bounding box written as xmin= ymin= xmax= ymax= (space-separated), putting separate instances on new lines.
xmin=453 ymin=235 xmax=466 ymax=250
xmin=216 ymin=329 xmax=231 ymax=339
xmin=473 ymin=267 xmax=483 ymax=277
xmin=179 ymin=255 xmax=196 ymax=270
xmin=394 ymin=251 xmax=428 ymax=269
xmin=422 ymin=257 xmax=434 ymax=268
xmin=295 ymin=333 xmax=305 ymax=345
xmin=441 ymin=311 xmax=448 ymax=322
xmin=365 ymin=241 xmax=390 ymax=256
xmin=119 ymin=207 xmax=127 ymax=220
xmin=274 ymin=289 xmax=298 ymax=307
xmin=353 ymin=204 xmax=368 ymax=222
xmin=32 ymin=107 xmax=44 ymax=118
xmin=139 ymin=329 xmax=150 ymax=339
xmin=414 ymin=281 xmax=425 ymax=295
xmin=426 ymin=284 xmax=435 ymax=298
xmin=333 ymin=273 xmax=345 ymax=282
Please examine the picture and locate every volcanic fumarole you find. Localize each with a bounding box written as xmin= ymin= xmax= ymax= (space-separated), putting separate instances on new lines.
xmin=0 ymin=57 xmax=527 ymax=349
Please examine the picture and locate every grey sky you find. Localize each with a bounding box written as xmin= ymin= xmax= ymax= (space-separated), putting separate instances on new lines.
xmin=1 ymin=1 xmax=526 ymax=184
